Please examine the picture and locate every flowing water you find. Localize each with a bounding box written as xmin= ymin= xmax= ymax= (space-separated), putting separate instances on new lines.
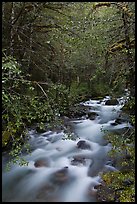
xmin=2 ymin=94 xmax=132 ymax=202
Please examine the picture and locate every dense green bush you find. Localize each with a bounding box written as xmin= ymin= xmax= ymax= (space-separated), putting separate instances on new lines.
xmin=2 ymin=55 xmax=70 ymax=152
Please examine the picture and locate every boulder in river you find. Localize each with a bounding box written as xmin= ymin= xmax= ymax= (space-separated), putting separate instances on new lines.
xmin=88 ymin=112 xmax=99 ymax=120
xmin=105 ymin=99 xmax=119 ymax=105
xmin=111 ymin=116 xmax=130 ymax=126
xmin=77 ymin=140 xmax=91 ymax=150
xmin=71 ymin=156 xmax=86 ymax=166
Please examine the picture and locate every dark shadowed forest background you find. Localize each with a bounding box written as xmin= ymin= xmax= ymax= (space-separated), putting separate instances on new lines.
xmin=2 ymin=2 xmax=135 ymax=202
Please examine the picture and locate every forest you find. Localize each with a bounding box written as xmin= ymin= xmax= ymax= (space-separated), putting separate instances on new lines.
xmin=2 ymin=2 xmax=135 ymax=202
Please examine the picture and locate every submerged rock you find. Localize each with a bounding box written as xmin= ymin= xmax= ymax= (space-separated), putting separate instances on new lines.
xmin=51 ymin=167 xmax=69 ymax=184
xmin=34 ymin=158 xmax=50 ymax=168
xmin=36 ymin=183 xmax=58 ymax=202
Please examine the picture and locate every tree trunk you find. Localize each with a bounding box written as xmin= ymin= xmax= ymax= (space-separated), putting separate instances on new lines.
xmin=121 ymin=2 xmax=135 ymax=95
xmin=27 ymin=25 xmax=33 ymax=71
xmin=10 ymin=2 xmax=15 ymax=56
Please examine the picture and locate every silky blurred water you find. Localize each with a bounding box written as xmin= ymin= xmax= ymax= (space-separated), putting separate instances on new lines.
xmin=2 ymin=95 xmax=131 ymax=202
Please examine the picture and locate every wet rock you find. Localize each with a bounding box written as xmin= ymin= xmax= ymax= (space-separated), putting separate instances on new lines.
xmin=36 ymin=183 xmax=57 ymax=201
xmin=66 ymin=104 xmax=91 ymax=119
xmin=88 ymin=112 xmax=98 ymax=120
xmin=77 ymin=140 xmax=91 ymax=150
xmin=116 ymin=118 xmax=125 ymax=124
xmin=34 ymin=158 xmax=50 ymax=168
xmin=66 ymin=108 xmax=86 ymax=119
xmin=113 ymin=117 xmax=128 ymax=125
xmin=105 ymin=160 xmax=115 ymax=166
xmin=111 ymin=112 xmax=131 ymax=127
xmin=110 ymin=122 xmax=118 ymax=126
xmin=105 ymin=99 xmax=119 ymax=105
xmin=51 ymin=167 xmax=69 ymax=184
xmin=71 ymin=156 xmax=86 ymax=166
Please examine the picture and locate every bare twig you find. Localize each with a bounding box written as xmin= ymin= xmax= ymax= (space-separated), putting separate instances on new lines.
xmin=34 ymin=81 xmax=48 ymax=99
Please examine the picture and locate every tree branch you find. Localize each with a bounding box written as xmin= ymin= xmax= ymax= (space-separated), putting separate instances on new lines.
xmin=12 ymin=2 xmax=25 ymax=25
xmin=34 ymin=81 xmax=48 ymax=99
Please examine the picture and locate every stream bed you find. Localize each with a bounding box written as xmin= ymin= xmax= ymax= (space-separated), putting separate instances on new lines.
xmin=2 ymin=94 xmax=132 ymax=202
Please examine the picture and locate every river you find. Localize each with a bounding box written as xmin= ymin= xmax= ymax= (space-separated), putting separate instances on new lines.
xmin=2 ymin=94 xmax=132 ymax=202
